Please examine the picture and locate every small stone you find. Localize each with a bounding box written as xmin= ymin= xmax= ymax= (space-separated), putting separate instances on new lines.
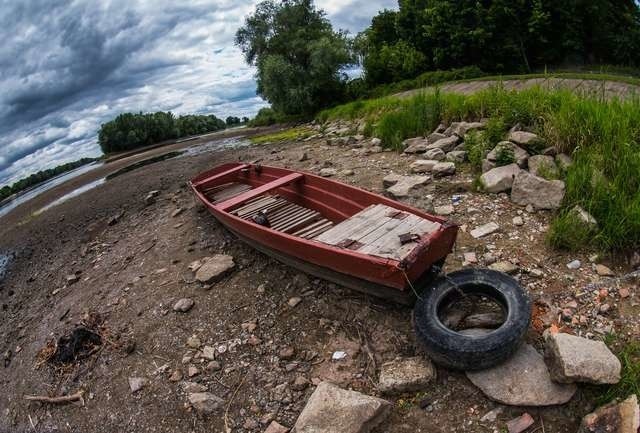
xmin=188 ymin=392 xmax=224 ymax=414
xmin=188 ymin=366 xmax=200 ymax=377
xmin=466 ymin=344 xmax=576 ymax=406
xmin=206 ymin=360 xmax=221 ymax=371
xmin=186 ymin=336 xmax=202 ymax=349
xmin=544 ymin=333 xmax=621 ymax=385
xmin=288 ymin=297 xmax=302 ymax=308
xmin=195 ymin=254 xmax=235 ymax=284
xmin=128 ymin=377 xmax=146 ymax=393
xmin=480 ymin=407 xmax=503 ymax=422
xmin=66 ymin=274 xmax=80 ymax=285
xmin=173 ymin=298 xmax=194 ymax=313
xmin=243 ymin=419 xmax=259 ymax=430
xmin=434 ymin=205 xmax=454 ymax=216
xmin=489 ymin=261 xmax=518 ymax=274
xmin=512 ymin=216 xmax=524 ymax=226
xmin=463 ymin=252 xmax=478 ymax=265
xmin=578 ymin=394 xmax=639 ymax=433
xmin=385 ymin=175 xmax=429 ymax=198
xmin=293 ymin=382 xmax=391 ymax=433
xmin=169 ymin=369 xmax=183 ymax=382
xmin=378 ymin=357 xmax=436 ymax=394
xmin=202 ymin=346 xmax=216 ymax=361
xmin=172 ymin=208 xmax=185 ymax=217
xmin=595 ymin=264 xmax=614 ymax=277
xmin=567 ymin=260 xmax=582 ymax=270
xmin=320 ymin=168 xmax=338 ymax=177
xmin=470 ymin=222 xmax=500 ymax=239
xmin=248 ymin=335 xmax=262 ymax=346
xmin=506 ymin=413 xmax=534 ymax=433
xmin=264 ymin=421 xmax=289 ymax=433
xmin=341 ymin=169 xmax=355 ymax=176
xmin=183 ymin=381 xmax=207 ymax=393
xmin=298 ymin=152 xmax=309 ymax=162
xmin=571 ymin=205 xmax=598 ymax=228
xmin=279 ymin=346 xmax=295 ymax=360
xmin=370 ymin=138 xmax=382 ymax=146
xmin=619 ymin=288 xmax=630 ymax=298
xmin=292 ymin=375 xmax=310 ymax=391
xmin=599 ymin=303 xmax=611 ymax=313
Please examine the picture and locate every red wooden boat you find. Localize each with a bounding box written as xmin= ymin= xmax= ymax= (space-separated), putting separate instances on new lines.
xmin=189 ymin=163 xmax=458 ymax=303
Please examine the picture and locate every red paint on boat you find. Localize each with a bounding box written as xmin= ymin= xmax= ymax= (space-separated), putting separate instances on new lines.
xmin=189 ymin=163 xmax=458 ymax=296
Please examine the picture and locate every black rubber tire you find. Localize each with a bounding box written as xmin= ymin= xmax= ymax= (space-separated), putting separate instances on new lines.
xmin=414 ymin=268 xmax=531 ymax=371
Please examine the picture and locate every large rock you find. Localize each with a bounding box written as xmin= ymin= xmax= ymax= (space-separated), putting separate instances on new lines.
xmin=292 ymin=382 xmax=391 ymax=433
xmin=432 ymin=162 xmax=456 ymax=177
xmin=424 ymin=148 xmax=446 ymax=161
xmin=445 ymin=121 xmax=485 ymax=137
xmin=195 ymin=255 xmax=235 ymax=283
xmin=426 ymin=135 xmax=460 ymax=153
xmin=508 ymin=131 xmax=543 ymax=149
xmin=544 ymin=333 xmax=621 ymax=384
xmin=527 ymin=155 xmax=558 ymax=178
xmin=385 ymin=175 xmax=429 ymax=198
xmin=578 ymin=394 xmax=639 ymax=433
xmin=479 ymin=164 xmax=521 ymax=193
xmin=410 ymin=160 xmax=438 ymax=174
xmin=481 ymin=159 xmax=496 ymax=173
xmin=378 ymin=357 xmax=436 ymax=394
xmin=466 ymin=344 xmax=577 ymax=406
xmin=487 ymin=141 xmax=529 ymax=167
xmin=427 ymin=132 xmax=447 ymax=144
xmin=382 ymin=174 xmax=402 ymax=188
xmin=511 ymin=171 xmax=565 ymax=210
xmin=446 ymin=151 xmax=467 ymax=163
xmin=403 ymin=137 xmax=428 ymax=154
xmin=188 ymin=392 xmax=224 ymax=414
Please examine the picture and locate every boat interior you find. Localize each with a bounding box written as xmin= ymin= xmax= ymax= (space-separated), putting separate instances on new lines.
xmin=195 ymin=169 xmax=442 ymax=261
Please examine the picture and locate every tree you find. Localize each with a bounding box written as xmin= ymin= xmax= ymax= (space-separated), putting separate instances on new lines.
xmin=235 ymin=0 xmax=354 ymax=115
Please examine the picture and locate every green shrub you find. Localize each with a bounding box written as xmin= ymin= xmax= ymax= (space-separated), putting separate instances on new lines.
xmin=493 ymin=144 xmax=515 ymax=166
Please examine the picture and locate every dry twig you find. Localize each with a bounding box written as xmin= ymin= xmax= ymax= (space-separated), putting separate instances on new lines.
xmin=24 ymin=390 xmax=85 ymax=406
xmin=224 ymin=372 xmax=248 ymax=433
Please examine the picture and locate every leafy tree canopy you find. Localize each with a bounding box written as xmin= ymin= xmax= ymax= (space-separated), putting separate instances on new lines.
xmin=358 ymin=0 xmax=640 ymax=86
xmin=98 ymin=111 xmax=226 ymax=154
xmin=235 ymin=0 xmax=355 ymax=115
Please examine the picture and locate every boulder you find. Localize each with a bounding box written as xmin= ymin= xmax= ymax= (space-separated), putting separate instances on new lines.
xmin=432 ymin=162 xmax=456 ymax=177
xmin=466 ymin=344 xmax=577 ymax=406
xmin=482 ymin=159 xmax=496 ymax=173
xmin=479 ymin=164 xmax=521 ymax=193
xmin=470 ymin=222 xmax=500 ymax=239
xmin=445 ymin=151 xmax=467 ymax=163
xmin=578 ymin=394 xmax=639 ymax=433
xmin=378 ymin=357 xmax=436 ymax=394
xmin=544 ymin=333 xmax=621 ymax=384
xmin=510 ymin=171 xmax=565 ymax=210
xmin=445 ymin=121 xmax=485 ymax=137
xmin=556 ymin=153 xmax=573 ymax=171
xmin=508 ymin=131 xmax=543 ymax=149
xmin=188 ymin=392 xmax=224 ymax=414
xmin=527 ymin=155 xmax=558 ymax=178
xmin=195 ymin=255 xmax=235 ymax=284
xmin=487 ymin=141 xmax=529 ymax=167
xmin=292 ymin=382 xmax=391 ymax=433
xmin=424 ymin=148 xmax=446 ymax=161
xmin=410 ymin=160 xmax=438 ymax=173
xmin=427 ymin=132 xmax=447 ymax=144
xmin=403 ymin=137 xmax=428 ymax=154
xmin=386 ymin=175 xmax=429 ymax=198
xmin=426 ymin=135 xmax=460 ymax=153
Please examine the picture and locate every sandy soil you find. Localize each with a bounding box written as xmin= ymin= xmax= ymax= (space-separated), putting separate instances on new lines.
xmin=1 ymin=128 xmax=637 ymax=433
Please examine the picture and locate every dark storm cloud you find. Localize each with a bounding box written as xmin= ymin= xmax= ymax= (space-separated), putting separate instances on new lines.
xmin=0 ymin=0 xmax=396 ymax=187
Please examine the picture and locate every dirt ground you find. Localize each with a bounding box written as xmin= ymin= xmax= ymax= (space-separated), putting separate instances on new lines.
xmin=1 ymin=128 xmax=638 ymax=433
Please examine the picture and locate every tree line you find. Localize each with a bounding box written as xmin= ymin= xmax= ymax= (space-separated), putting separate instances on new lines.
xmin=98 ymin=112 xmax=228 ymax=154
xmin=0 ymin=158 xmax=96 ymax=202
xmin=236 ymin=0 xmax=640 ymax=118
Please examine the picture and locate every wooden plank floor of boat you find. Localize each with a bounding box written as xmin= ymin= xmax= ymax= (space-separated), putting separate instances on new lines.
xmin=314 ymin=204 xmax=441 ymax=261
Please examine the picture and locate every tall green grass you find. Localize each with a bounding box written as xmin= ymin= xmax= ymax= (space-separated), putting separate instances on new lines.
xmin=318 ymin=85 xmax=640 ymax=252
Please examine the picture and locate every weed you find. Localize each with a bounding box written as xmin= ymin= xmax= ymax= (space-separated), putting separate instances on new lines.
xmin=536 ymin=161 xmax=560 ymax=180
xmin=464 ymin=131 xmax=491 ymax=171
xmin=595 ymin=337 xmax=640 ymax=405
xmin=493 ymin=144 xmax=515 ymax=166
xmin=249 ymin=127 xmax=314 ymax=145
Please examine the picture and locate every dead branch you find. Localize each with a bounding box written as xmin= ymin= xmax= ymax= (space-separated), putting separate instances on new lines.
xmin=24 ymin=390 xmax=85 ymax=406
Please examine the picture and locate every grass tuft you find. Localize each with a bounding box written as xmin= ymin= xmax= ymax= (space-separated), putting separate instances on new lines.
xmin=250 ymin=127 xmax=314 ymax=145
xmin=595 ymin=337 xmax=640 ymax=406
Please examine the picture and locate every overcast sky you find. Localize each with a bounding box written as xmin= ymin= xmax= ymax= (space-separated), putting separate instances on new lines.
xmin=0 ymin=0 xmax=396 ymax=187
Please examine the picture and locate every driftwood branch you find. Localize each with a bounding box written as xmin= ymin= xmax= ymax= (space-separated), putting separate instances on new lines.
xmin=24 ymin=391 xmax=85 ymax=406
